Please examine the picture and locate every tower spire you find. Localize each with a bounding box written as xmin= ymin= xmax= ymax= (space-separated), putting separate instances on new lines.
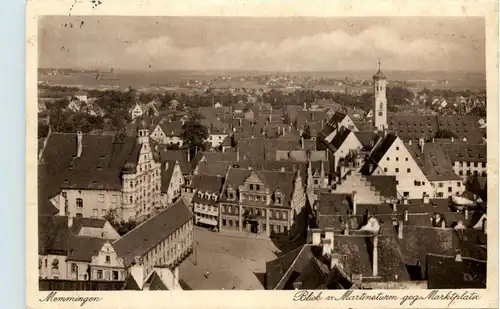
xmin=378 ymin=58 xmax=381 ymax=71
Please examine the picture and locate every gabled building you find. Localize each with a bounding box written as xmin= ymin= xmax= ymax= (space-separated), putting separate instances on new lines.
xmin=112 ymin=198 xmax=194 ymax=282
xmin=39 ymin=123 xmax=162 ymax=221
xmin=218 ymin=167 xmax=307 ymax=238
xmin=361 ymin=134 xmax=433 ymax=199
xmin=161 ymin=160 xmax=184 ymax=206
xmin=150 ymin=120 xmax=184 ymax=146
xmin=38 ymin=215 xmax=123 ymax=281
xmin=129 ymin=102 xmax=160 ymax=120
xmin=191 ymin=175 xmax=225 ymax=229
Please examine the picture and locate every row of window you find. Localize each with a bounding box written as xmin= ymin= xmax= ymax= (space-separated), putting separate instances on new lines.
xmin=386 ymin=156 xmax=408 ymax=162
xmin=194 ymin=204 xmax=217 ymax=213
xmin=221 ymin=205 xmax=288 ymax=220
xmin=221 ymin=219 xmax=288 ymax=233
xmin=383 ymin=167 xmax=411 ymax=173
xmin=196 ymin=213 xmax=217 ymax=221
xmin=95 ymin=269 xmax=120 ymax=281
xmin=458 ymin=170 xmax=487 ymax=177
xmin=455 ymin=161 xmax=487 ymax=168
xmin=128 ymin=172 xmax=160 ymax=188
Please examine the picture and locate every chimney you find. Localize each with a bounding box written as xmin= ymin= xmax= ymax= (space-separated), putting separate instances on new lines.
xmin=238 ymin=118 xmax=242 ymax=127
xmin=404 ymin=209 xmax=409 ymax=222
xmin=419 ymin=138 xmax=424 ymax=153
xmin=440 ymin=219 xmax=446 ymax=228
xmin=408 ymin=140 xmax=412 ymax=146
xmin=301 ymin=137 xmax=305 ymax=149
xmin=68 ymin=216 xmax=73 ymax=228
xmin=187 ymin=149 xmax=191 ymax=162
xmin=280 ymin=167 xmax=285 ymax=172
xmin=351 ymin=191 xmax=357 ymax=215
xmin=372 ymin=235 xmax=378 ymax=277
xmin=403 ymin=197 xmax=408 ymax=205
xmin=397 ymin=220 xmax=403 ymax=239
xmin=236 ymin=148 xmax=240 ymax=162
xmin=392 ymin=201 xmax=397 ymax=212
xmin=77 ymin=131 xmax=83 ymax=158
xmin=464 ymin=208 xmax=469 ymax=220
xmin=164 ymin=161 xmax=169 ymax=171
xmin=451 ymin=137 xmax=454 ymax=143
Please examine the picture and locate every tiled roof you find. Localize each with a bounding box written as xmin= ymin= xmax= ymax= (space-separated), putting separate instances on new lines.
xmin=266 ymin=245 xmax=328 ymax=290
xmin=67 ymin=235 xmax=107 ymax=262
xmin=113 ymin=198 xmax=193 ymax=267
xmin=158 ymin=121 xmax=183 ymax=136
xmin=237 ymin=160 xmax=308 ymax=185
xmin=220 ymin=168 xmax=297 ymax=206
xmin=69 ymin=217 xmax=106 ymax=234
xmin=388 ymin=115 xmax=439 ymax=141
xmin=405 ymin=142 xmax=461 ymax=181
xmin=39 ymin=215 xmax=70 ymax=255
xmin=161 ymin=161 xmax=177 ymax=193
xmin=296 ymin=111 xmax=328 ymax=128
xmin=157 ymin=148 xmax=191 ymax=174
xmin=328 ymin=112 xmax=347 ymax=125
xmin=360 ymin=134 xmax=398 ymax=174
xmin=236 ymin=138 xmax=304 ymax=161
xmin=196 ymin=161 xmax=231 ymax=177
xmin=39 ymin=133 xmax=140 ymax=195
xmin=328 ymin=127 xmax=352 ymax=152
xmin=397 ymin=226 xmax=456 ymax=266
xmin=426 ymin=253 xmax=486 ymax=288
xmin=189 ymin=175 xmax=225 ymax=193
xmin=365 ymin=176 xmax=398 ymax=198
xmin=441 ymin=143 xmax=487 ymax=162
xmin=354 ymin=131 xmax=379 ymax=151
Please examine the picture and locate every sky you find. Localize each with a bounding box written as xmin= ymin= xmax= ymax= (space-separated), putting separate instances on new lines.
xmin=38 ymin=16 xmax=486 ymax=72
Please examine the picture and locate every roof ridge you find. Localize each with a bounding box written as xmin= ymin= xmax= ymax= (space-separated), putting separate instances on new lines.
xmin=273 ymin=244 xmax=310 ymax=290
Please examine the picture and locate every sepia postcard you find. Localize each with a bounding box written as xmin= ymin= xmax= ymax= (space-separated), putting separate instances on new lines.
xmin=26 ymin=0 xmax=499 ymax=308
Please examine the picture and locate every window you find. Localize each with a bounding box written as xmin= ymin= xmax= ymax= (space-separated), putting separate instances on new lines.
xmin=92 ymin=209 xmax=98 ymax=217
xmin=482 ymin=162 xmax=486 ymax=168
xmin=437 ymin=192 xmax=444 ymax=198
xmin=223 ymin=219 xmax=226 ymax=226
xmin=459 ymin=171 xmax=464 ymax=176
xmin=395 ymin=168 xmax=399 ymax=173
xmin=481 ymin=171 xmax=487 ymax=177
xmin=76 ymin=198 xmax=83 ymax=208
xmin=235 ymin=221 xmax=239 ymax=228
xmin=405 ymin=158 xmax=409 ymax=161
xmin=403 ymin=192 xmax=409 ymax=197
xmin=105 ymin=255 xmax=111 ymax=263
xmin=62 ymin=192 xmax=67 ymax=200
xmin=51 ymin=259 xmax=59 ymax=269
xmin=249 ymin=184 xmax=254 ymax=190
xmin=467 ymin=162 xmax=471 ymax=167
xmin=283 ymin=211 xmax=288 ymax=220
xmin=474 ymin=162 xmax=478 ymax=168
xmin=229 ymin=220 xmax=233 ymax=227
xmin=448 ymin=187 xmax=452 ymax=193
xmin=387 ymin=157 xmax=390 ymax=161
xmin=105 ymin=271 xmax=110 ymax=280
xmin=256 ymin=184 xmax=260 ymax=191
xmin=113 ymin=271 xmax=119 ymax=281
xmin=284 ymin=226 xmax=288 ymax=233
xmin=276 ymin=197 xmax=282 ymax=205
xmin=396 ymin=180 xmax=399 ymax=185
xmin=457 ymin=182 xmax=461 ymax=187
xmin=76 ymin=213 xmax=83 ymax=218
xmin=383 ymin=168 xmax=388 ymax=172
xmin=407 ymin=168 xmax=411 ymax=173
xmin=71 ymin=263 xmax=77 ymax=273
xmin=396 ymin=157 xmax=399 ymax=161
xmin=396 ymin=147 xmax=399 ymax=150
xmin=438 ymin=182 xmax=443 ymax=188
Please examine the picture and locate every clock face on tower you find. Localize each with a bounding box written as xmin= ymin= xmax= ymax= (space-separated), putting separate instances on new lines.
xmin=379 ymin=112 xmax=383 ymax=116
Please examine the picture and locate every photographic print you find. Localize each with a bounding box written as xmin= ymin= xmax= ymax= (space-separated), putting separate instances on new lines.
xmin=26 ymin=1 xmax=499 ymax=308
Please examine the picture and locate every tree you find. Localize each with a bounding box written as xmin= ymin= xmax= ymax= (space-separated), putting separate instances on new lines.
xmin=103 ymin=209 xmax=138 ymax=236
xmin=181 ymin=116 xmax=209 ymax=157
xmin=302 ymin=124 xmax=312 ymax=140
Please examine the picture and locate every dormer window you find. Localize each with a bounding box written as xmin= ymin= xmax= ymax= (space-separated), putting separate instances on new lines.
xmin=275 ymin=190 xmax=283 ymax=205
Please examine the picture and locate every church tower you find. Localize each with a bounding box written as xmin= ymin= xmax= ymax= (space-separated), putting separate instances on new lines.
xmin=373 ymin=60 xmax=387 ymax=131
